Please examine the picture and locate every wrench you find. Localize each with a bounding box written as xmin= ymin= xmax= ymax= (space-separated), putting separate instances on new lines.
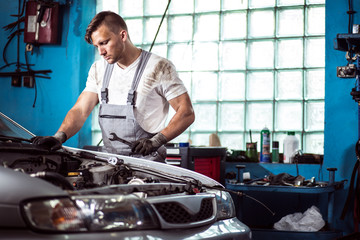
xmin=109 ymin=132 xmax=133 ymax=147
xmin=109 ymin=132 xmax=158 ymax=157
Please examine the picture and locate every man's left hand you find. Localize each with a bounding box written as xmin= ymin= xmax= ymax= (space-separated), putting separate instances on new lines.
xmin=132 ymin=133 xmax=167 ymax=156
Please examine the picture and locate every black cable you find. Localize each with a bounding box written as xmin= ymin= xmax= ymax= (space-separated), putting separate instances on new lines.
xmin=149 ymin=0 xmax=171 ymax=52
xmin=209 ymin=185 xmax=276 ymax=216
xmin=24 ymin=48 xmax=38 ymax=108
xmin=3 ymin=16 xmax=25 ymax=32
xmin=30 ymin=171 xmax=75 ymax=190
xmin=346 ymin=0 xmax=356 ymax=61
xmin=2 ymin=29 xmax=24 ymax=66
xmin=10 ymin=0 xmax=26 ymax=17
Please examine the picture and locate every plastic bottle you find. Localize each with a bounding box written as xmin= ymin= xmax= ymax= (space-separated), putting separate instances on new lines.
xmin=272 ymin=141 xmax=279 ymax=163
xmin=283 ymin=132 xmax=299 ymax=163
xmin=260 ymin=126 xmax=271 ymax=163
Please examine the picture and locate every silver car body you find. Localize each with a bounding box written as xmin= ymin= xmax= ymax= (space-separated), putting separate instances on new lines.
xmin=0 ymin=112 xmax=251 ymax=240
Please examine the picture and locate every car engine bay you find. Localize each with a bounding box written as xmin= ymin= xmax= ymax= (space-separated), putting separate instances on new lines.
xmin=0 ymin=139 xmax=205 ymax=196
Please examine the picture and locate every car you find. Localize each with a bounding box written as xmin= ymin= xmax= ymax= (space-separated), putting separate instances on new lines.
xmin=0 ymin=111 xmax=251 ymax=240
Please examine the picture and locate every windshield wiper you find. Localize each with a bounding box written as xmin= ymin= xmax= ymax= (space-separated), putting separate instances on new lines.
xmin=0 ymin=134 xmax=32 ymax=143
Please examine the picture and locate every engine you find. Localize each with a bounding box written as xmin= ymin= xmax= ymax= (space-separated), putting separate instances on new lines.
xmin=0 ymin=145 xmax=155 ymax=191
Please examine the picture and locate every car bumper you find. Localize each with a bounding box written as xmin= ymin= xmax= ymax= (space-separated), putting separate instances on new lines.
xmin=0 ymin=218 xmax=251 ymax=240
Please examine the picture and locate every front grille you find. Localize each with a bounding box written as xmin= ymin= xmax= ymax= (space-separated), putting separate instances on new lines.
xmin=154 ymin=198 xmax=213 ymax=224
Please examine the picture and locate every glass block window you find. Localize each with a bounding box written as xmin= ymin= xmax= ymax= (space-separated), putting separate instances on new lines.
xmin=93 ymin=0 xmax=325 ymax=154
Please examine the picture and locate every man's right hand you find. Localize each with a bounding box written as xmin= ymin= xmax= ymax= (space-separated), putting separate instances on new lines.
xmin=31 ymin=132 xmax=67 ymax=151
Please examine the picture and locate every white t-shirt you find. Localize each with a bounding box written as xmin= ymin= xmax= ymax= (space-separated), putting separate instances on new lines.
xmin=83 ymin=52 xmax=188 ymax=133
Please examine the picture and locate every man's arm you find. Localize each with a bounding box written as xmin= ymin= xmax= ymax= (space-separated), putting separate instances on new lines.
xmin=132 ymin=92 xmax=194 ymax=156
xmin=161 ymin=92 xmax=195 ymax=141
xmin=57 ymin=91 xmax=99 ymax=140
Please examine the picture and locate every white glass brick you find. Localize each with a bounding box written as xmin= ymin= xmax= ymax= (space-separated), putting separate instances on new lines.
xmin=195 ymin=0 xmax=221 ymax=12
xmin=275 ymin=102 xmax=303 ymax=131
xmin=247 ymin=71 xmax=274 ymax=100
xmin=249 ymin=10 xmax=274 ymax=38
xmin=99 ymin=0 xmax=118 ymax=12
xmin=192 ymin=104 xmax=217 ymax=131
xmin=193 ymin=42 xmax=219 ymax=70
xmin=145 ymin=0 xmax=170 ymax=15
xmin=178 ymin=72 xmax=192 ymax=96
xmin=194 ymin=14 xmax=219 ymax=41
xmin=248 ymin=41 xmax=274 ymax=69
xmin=305 ymin=101 xmax=324 ymax=131
xmin=148 ymin=44 xmax=167 ymax=58
xmin=168 ymin=43 xmax=193 ymax=71
xmin=276 ymin=70 xmax=303 ymax=100
xmin=277 ymin=0 xmax=304 ymax=6
xmin=222 ymin=0 xmax=247 ymax=10
xmin=222 ymin=12 xmax=247 ymax=40
xmin=305 ymin=37 xmax=325 ymax=67
xmin=306 ymin=6 xmax=325 ymax=35
xmin=304 ymin=133 xmax=324 ymax=154
xmin=220 ymin=41 xmax=246 ymax=70
xmin=119 ymin=0 xmax=143 ymax=17
xmin=125 ymin=19 xmax=143 ymax=45
xmin=277 ymin=8 xmax=304 ymax=37
xmin=249 ymin=0 xmax=275 ymax=8
xmin=219 ymin=133 xmax=244 ymax=150
xmin=220 ymin=72 xmax=245 ymax=101
xmin=169 ymin=0 xmax=194 ymax=14
xmin=276 ymin=39 xmax=303 ymax=68
xmin=306 ymin=0 xmax=325 ymax=4
xmin=306 ymin=69 xmax=325 ymax=99
xmin=169 ymin=16 xmax=193 ymax=42
xmin=191 ymin=133 xmax=212 ymax=146
xmin=192 ymin=72 xmax=218 ymax=101
xmin=144 ymin=17 xmax=167 ymax=44
xmin=219 ymin=103 xmax=245 ymax=131
xmin=247 ymin=102 xmax=273 ymax=131
xmin=172 ymin=132 xmax=192 ymax=144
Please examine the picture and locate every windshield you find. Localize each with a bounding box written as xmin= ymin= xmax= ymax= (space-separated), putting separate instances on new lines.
xmin=0 ymin=112 xmax=34 ymax=140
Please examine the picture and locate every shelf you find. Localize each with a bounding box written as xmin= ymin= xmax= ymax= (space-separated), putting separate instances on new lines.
xmin=226 ymin=182 xmax=343 ymax=194
xmin=334 ymin=33 xmax=360 ymax=52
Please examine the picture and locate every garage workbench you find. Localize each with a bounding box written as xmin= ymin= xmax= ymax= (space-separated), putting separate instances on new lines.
xmin=225 ymin=162 xmax=345 ymax=240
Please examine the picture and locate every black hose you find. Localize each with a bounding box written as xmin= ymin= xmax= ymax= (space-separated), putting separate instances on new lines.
xmin=30 ymin=171 xmax=74 ymax=190
xmin=149 ymin=0 xmax=171 ymax=52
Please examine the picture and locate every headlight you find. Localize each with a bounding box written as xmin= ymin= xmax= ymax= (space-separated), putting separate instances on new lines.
xmin=22 ymin=195 xmax=160 ymax=232
xmin=208 ymin=189 xmax=236 ymax=220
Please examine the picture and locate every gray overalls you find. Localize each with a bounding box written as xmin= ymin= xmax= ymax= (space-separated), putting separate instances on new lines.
xmin=98 ymin=50 xmax=166 ymax=162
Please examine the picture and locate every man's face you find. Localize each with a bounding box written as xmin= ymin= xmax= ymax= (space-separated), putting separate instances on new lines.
xmin=91 ymin=24 xmax=125 ymax=64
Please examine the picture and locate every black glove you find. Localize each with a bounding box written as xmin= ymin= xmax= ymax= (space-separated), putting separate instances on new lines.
xmin=131 ymin=133 xmax=167 ymax=156
xmin=31 ymin=131 xmax=67 ymax=151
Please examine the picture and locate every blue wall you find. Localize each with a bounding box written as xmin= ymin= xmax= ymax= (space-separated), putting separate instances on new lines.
xmin=0 ymin=0 xmax=358 ymax=235
xmin=0 ymin=0 xmax=95 ymax=147
xmin=325 ymin=0 xmax=359 ymax=234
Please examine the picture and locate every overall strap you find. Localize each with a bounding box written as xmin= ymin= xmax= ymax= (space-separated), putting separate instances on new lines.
xmin=100 ymin=63 xmax=115 ymax=104
xmin=127 ymin=50 xmax=152 ymax=105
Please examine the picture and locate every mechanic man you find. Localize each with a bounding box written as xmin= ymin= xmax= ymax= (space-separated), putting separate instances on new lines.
xmin=33 ymin=11 xmax=195 ymax=162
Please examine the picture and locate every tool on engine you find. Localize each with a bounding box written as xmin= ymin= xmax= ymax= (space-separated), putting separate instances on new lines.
xmin=79 ymin=151 xmax=123 ymax=166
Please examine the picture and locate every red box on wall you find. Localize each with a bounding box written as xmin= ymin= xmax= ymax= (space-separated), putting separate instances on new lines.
xmin=24 ymin=0 xmax=59 ymax=44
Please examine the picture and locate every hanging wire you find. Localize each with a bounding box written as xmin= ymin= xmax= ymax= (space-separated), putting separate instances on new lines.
xmin=149 ymin=0 xmax=172 ymax=52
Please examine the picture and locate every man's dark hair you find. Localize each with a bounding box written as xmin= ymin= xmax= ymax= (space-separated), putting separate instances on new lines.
xmin=85 ymin=11 xmax=128 ymax=44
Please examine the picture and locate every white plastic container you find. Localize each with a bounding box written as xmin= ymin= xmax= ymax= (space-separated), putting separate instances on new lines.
xmin=283 ymin=132 xmax=299 ymax=163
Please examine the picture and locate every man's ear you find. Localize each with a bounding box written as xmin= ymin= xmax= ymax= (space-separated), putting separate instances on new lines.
xmin=120 ymin=30 xmax=127 ymax=41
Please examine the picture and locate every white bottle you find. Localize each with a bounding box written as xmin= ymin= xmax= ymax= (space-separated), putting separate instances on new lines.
xmin=283 ymin=132 xmax=299 ymax=163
